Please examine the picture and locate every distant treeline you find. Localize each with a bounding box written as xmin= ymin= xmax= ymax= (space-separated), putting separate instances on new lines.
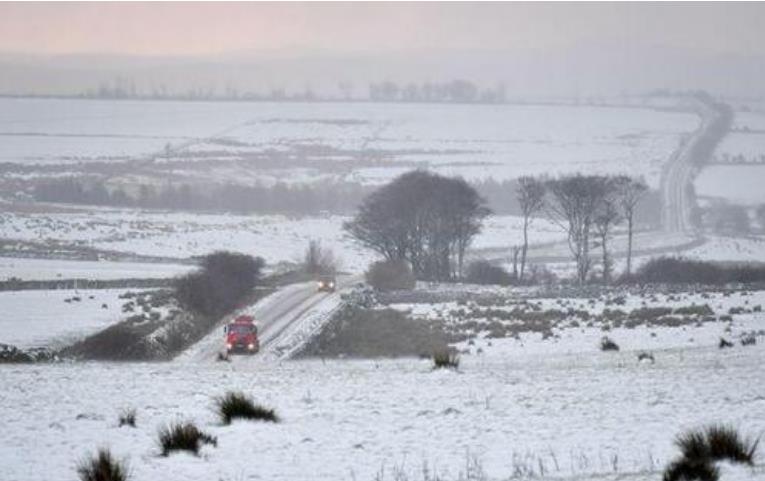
xmin=33 ymin=179 xmax=371 ymax=215
xmin=368 ymin=80 xmax=506 ymax=103
xmin=43 ymin=78 xmax=511 ymax=104
xmin=31 ymin=177 xmax=662 ymax=225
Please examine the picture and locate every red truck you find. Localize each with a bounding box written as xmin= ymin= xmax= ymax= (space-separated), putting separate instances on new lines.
xmin=223 ymin=315 xmax=260 ymax=355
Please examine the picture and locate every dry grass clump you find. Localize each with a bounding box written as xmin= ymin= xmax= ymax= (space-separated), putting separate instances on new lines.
xmin=215 ymin=391 xmax=278 ymax=424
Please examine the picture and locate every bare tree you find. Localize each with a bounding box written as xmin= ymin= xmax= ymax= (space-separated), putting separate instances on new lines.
xmin=546 ymin=175 xmax=613 ymax=284
xmin=593 ymin=194 xmax=622 ymax=284
xmin=615 ymin=176 xmax=647 ymax=276
xmin=516 ymin=176 xmax=545 ymax=281
xmin=303 ymin=240 xmax=337 ymax=275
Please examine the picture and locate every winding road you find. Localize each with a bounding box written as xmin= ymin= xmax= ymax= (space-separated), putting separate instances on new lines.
xmin=660 ymin=96 xmax=731 ymax=234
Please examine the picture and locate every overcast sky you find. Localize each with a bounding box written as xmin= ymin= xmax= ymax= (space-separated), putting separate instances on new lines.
xmin=1 ymin=2 xmax=764 ymax=98
xmin=0 ymin=2 xmax=763 ymax=57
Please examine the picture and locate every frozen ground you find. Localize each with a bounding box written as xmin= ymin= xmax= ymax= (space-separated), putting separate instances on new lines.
xmin=0 ymin=288 xmax=140 ymax=348
xmin=685 ymin=236 xmax=765 ymax=263
xmin=0 ymin=209 xmax=563 ymax=273
xmin=0 ymin=256 xmax=193 ymax=281
xmin=0 ymin=346 xmax=762 ymax=481
xmin=695 ymin=165 xmax=765 ymax=206
xmin=697 ymin=109 xmax=765 ymax=206
xmin=391 ymin=286 xmax=765 ymax=358
xmin=0 ymin=98 xmax=697 ymax=186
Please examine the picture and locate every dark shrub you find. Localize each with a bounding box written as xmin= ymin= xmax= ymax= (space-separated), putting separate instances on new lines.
xmin=77 ymin=448 xmax=129 ymax=481
xmin=526 ymin=264 xmax=558 ymax=285
xmin=741 ymin=334 xmax=757 ymax=346
xmin=158 ymin=422 xmax=217 ymax=456
xmin=215 ymin=391 xmax=278 ymax=424
xmin=465 ymin=260 xmax=514 ymax=286
xmin=600 ymin=336 xmax=620 ymax=351
xmin=432 ymin=349 xmax=460 ymax=369
xmin=175 ymin=252 xmax=265 ymax=317
xmin=719 ymin=338 xmax=734 ymax=349
xmin=118 ymin=408 xmax=136 ymax=428
xmin=365 ymin=260 xmax=416 ymax=291
xmin=674 ymin=305 xmax=714 ymax=317
xmin=632 ymin=257 xmax=765 ymax=285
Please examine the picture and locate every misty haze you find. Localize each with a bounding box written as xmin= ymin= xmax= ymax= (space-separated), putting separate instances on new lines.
xmin=1 ymin=3 xmax=764 ymax=481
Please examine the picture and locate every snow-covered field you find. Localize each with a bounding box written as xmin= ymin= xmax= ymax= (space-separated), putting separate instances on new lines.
xmin=698 ymin=109 xmax=765 ymax=206
xmin=0 ymin=346 xmax=762 ymax=481
xmin=0 ymin=256 xmax=193 ymax=281
xmin=0 ymin=98 xmax=697 ymax=186
xmin=695 ymin=165 xmax=765 ymax=206
xmin=685 ymin=235 xmax=765 ymax=262
xmin=0 ymin=209 xmax=565 ymax=274
xmin=0 ymin=288 xmax=138 ymax=348
xmin=390 ymin=285 xmax=765 ymax=358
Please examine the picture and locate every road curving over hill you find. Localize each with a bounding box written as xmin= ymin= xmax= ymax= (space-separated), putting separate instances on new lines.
xmin=660 ymin=95 xmax=733 ymax=234
xmin=176 ymin=275 xmax=358 ymax=363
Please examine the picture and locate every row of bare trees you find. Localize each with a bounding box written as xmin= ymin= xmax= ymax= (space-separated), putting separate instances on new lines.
xmin=345 ymin=170 xmax=646 ymax=285
xmin=516 ymin=174 xmax=647 ymax=284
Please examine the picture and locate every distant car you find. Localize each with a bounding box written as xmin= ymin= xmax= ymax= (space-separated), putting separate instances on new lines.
xmin=317 ymin=275 xmax=337 ymax=292
xmin=224 ymin=315 xmax=259 ymax=355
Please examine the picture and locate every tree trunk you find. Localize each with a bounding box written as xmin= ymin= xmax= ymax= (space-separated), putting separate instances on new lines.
xmin=601 ymin=232 xmax=610 ymax=284
xmin=520 ymin=216 xmax=529 ymax=281
xmin=580 ymin=225 xmax=590 ymax=285
xmin=626 ymin=214 xmax=634 ymax=277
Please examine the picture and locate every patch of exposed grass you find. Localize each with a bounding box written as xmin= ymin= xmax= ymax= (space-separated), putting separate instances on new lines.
xmin=118 ymin=408 xmax=136 ymax=428
xmin=664 ymin=425 xmax=759 ymax=481
xmin=600 ymin=336 xmax=620 ymax=351
xmin=662 ymin=458 xmax=719 ymax=481
xmin=432 ymin=349 xmax=460 ymax=369
xmin=215 ymin=391 xmax=278 ymax=424
xmin=77 ymin=448 xmax=129 ymax=481
xmin=158 ymin=422 xmax=217 ymax=457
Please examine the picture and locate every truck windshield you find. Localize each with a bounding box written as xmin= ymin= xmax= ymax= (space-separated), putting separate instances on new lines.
xmin=228 ymin=324 xmax=254 ymax=334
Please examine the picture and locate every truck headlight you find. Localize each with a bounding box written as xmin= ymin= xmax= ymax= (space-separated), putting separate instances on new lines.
xmin=226 ymin=343 xmax=233 ymax=350
xmin=247 ymin=343 xmax=255 ymax=350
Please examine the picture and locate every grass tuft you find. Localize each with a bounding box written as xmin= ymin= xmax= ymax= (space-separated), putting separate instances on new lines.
xmin=664 ymin=425 xmax=759 ymax=481
xmin=719 ymin=338 xmax=734 ymax=349
xmin=702 ymin=425 xmax=758 ymax=464
xmin=637 ymin=352 xmax=655 ymax=363
xmin=432 ymin=349 xmax=460 ymax=369
xmin=118 ymin=408 xmax=136 ymax=428
xmin=600 ymin=336 xmax=620 ymax=351
xmin=662 ymin=457 xmax=719 ymax=481
xmin=215 ymin=391 xmax=278 ymax=424
xmin=158 ymin=421 xmax=217 ymax=456
xmin=77 ymin=448 xmax=129 ymax=481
